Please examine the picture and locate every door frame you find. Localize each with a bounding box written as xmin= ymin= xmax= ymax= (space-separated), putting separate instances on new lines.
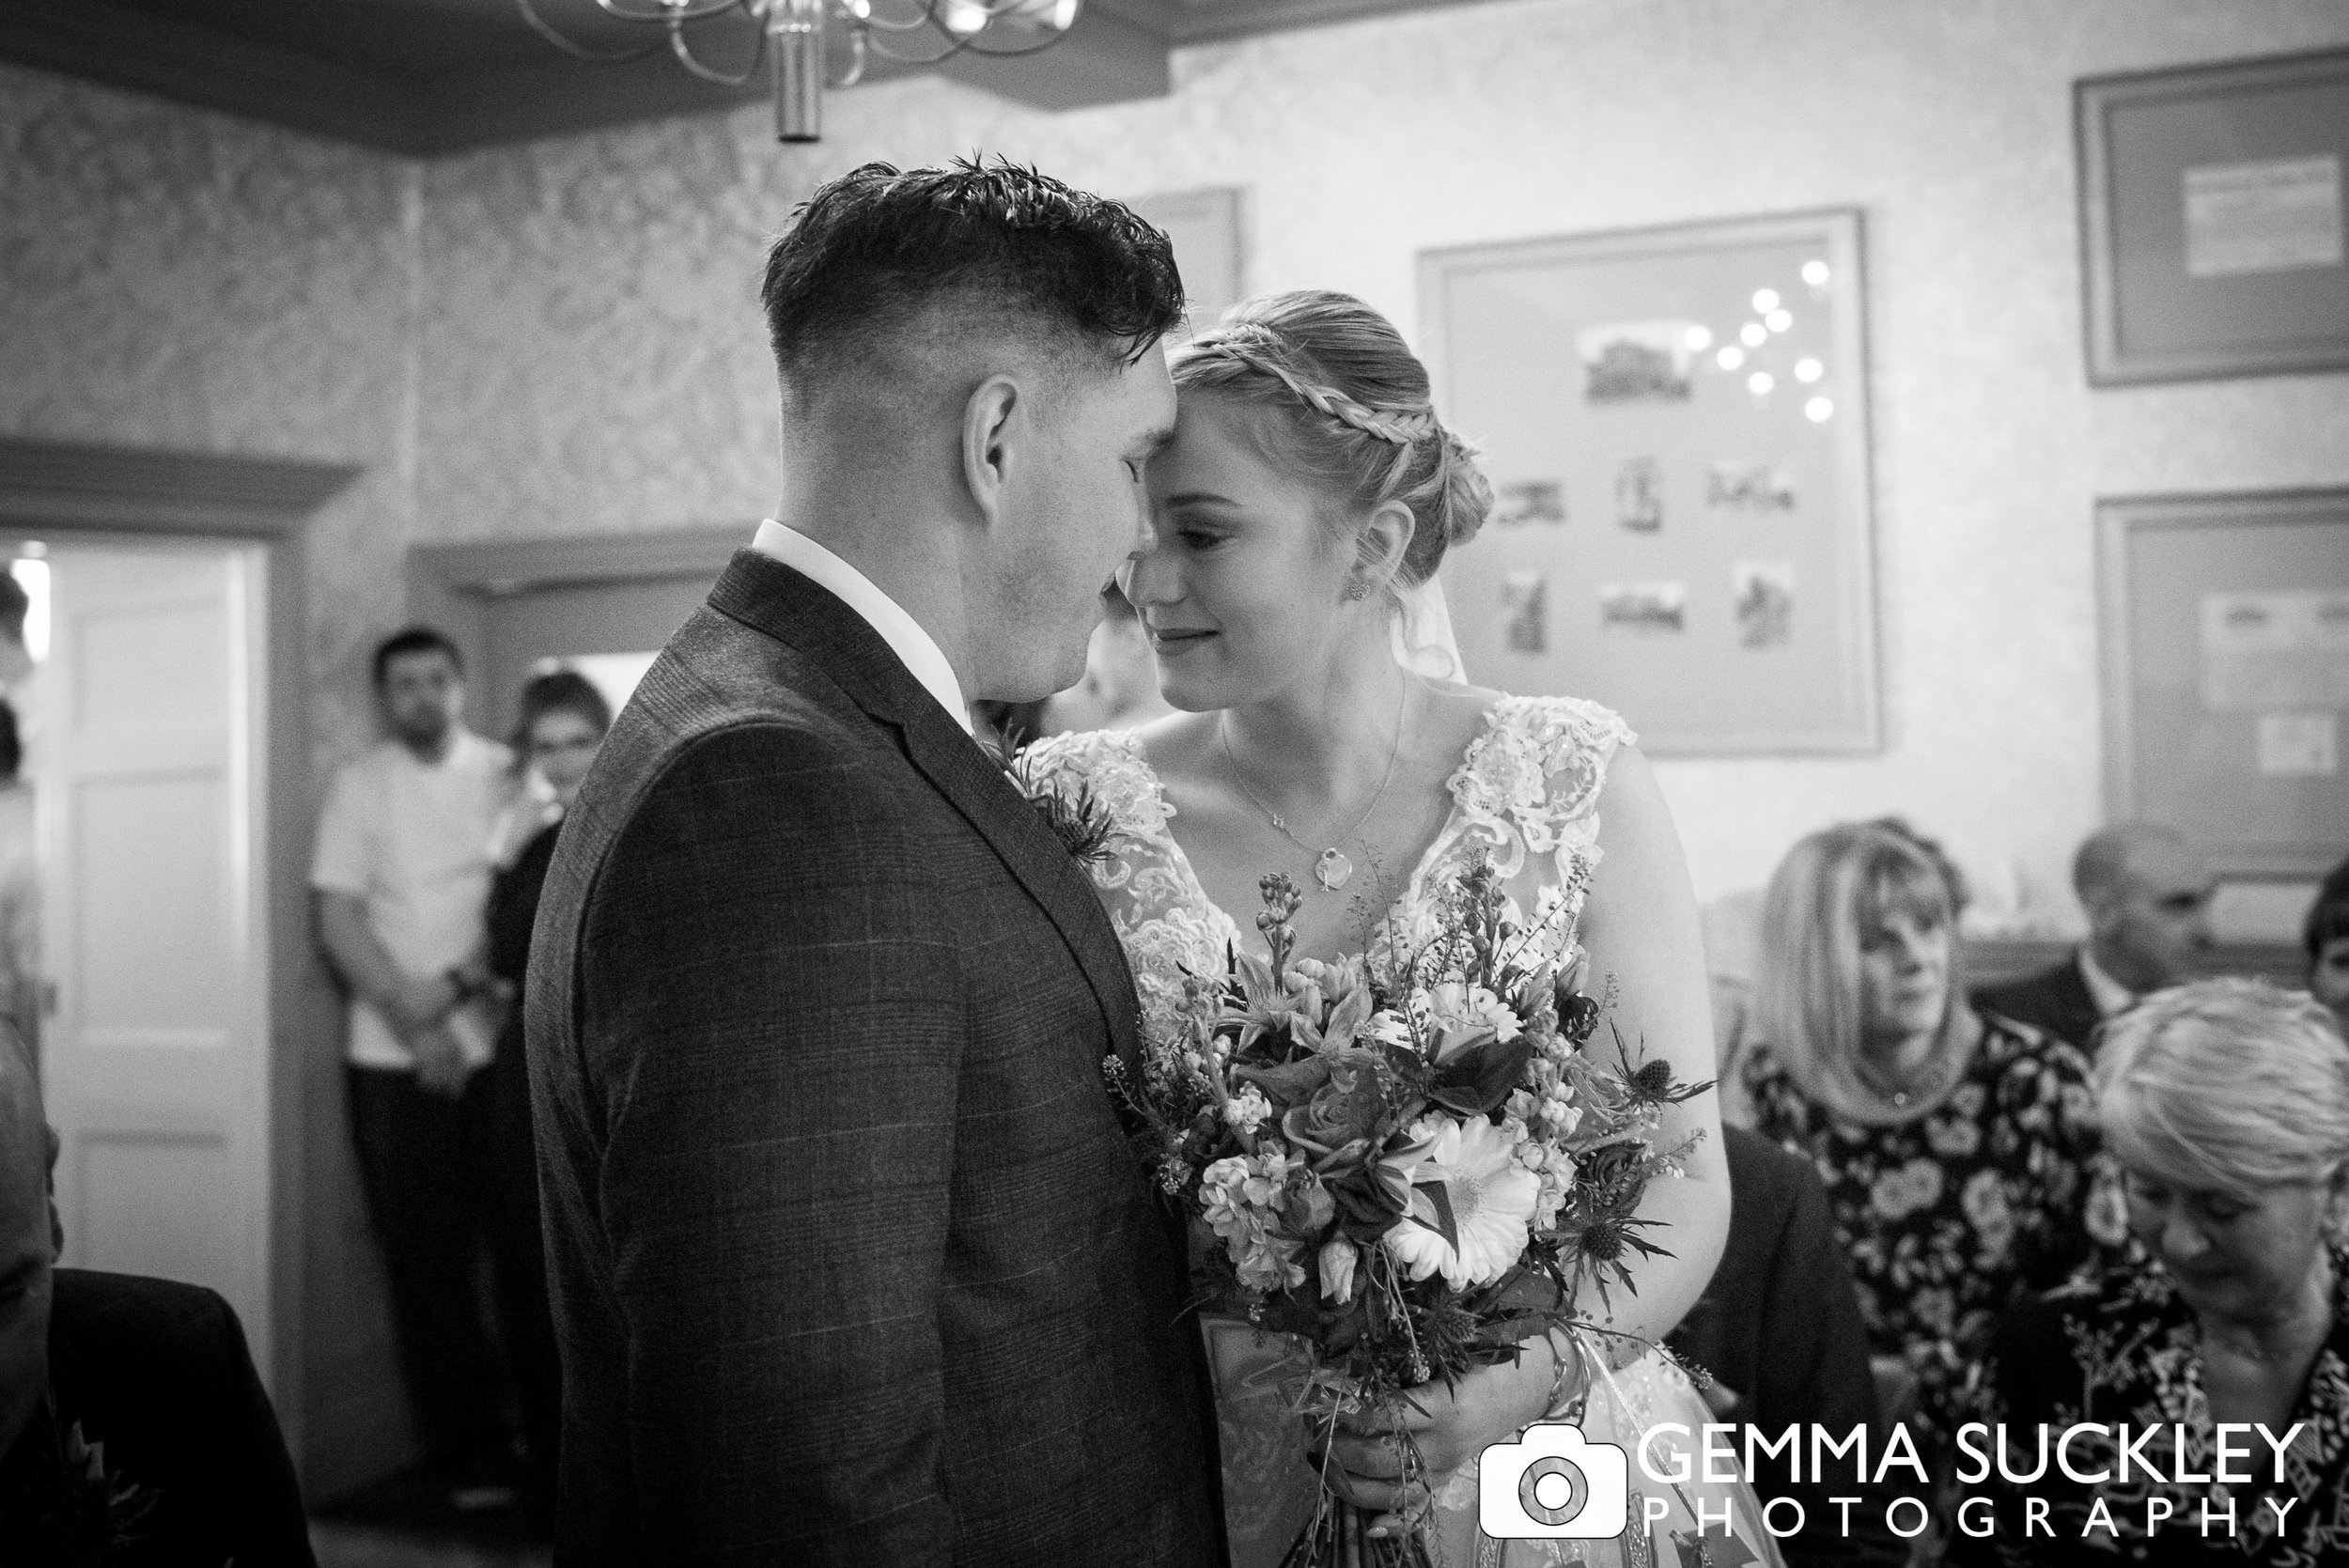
xmin=0 ymin=434 xmax=356 ymax=1478
xmin=409 ymin=527 xmax=747 ymax=647
xmin=408 ymin=526 xmax=748 ymax=726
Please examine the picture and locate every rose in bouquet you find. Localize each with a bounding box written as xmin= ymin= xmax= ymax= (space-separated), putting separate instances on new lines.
xmin=1103 ymin=855 xmax=1707 ymax=1566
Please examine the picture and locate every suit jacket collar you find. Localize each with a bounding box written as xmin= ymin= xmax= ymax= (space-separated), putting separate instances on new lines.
xmin=707 ymin=551 xmax=1144 ymax=1078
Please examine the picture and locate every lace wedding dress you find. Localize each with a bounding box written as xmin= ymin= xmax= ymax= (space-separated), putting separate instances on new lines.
xmin=1028 ymin=698 xmax=1785 ymax=1568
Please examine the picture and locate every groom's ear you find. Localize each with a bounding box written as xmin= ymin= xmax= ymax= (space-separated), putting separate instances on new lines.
xmin=960 ymin=373 xmax=1024 ymax=530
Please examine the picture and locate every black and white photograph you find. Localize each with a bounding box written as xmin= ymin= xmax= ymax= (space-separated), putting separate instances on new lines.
xmin=1735 ymin=559 xmax=1796 ymax=648
xmin=1499 ymin=569 xmax=1548 ymax=653
xmin=1599 ymin=580 xmax=1688 ymax=634
xmin=1617 ymin=457 xmax=1666 ymax=532
xmin=1493 ymin=479 xmax=1567 ymax=527
xmin=1577 ymin=318 xmax=1704 ymax=403
xmin=1706 ymin=459 xmax=1798 ymax=512
xmin=2 ymin=5 xmax=2346 ymax=1568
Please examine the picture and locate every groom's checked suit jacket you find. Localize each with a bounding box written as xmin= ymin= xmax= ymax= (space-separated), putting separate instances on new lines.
xmin=526 ymin=551 xmax=1224 ymax=1565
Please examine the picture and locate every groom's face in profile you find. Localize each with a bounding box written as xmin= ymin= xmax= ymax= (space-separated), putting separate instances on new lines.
xmin=979 ymin=340 xmax=1175 ymax=702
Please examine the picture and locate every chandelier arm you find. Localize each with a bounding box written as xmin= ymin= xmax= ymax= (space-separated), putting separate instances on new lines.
xmin=512 ymin=0 xmax=671 ymax=62
xmin=590 ymin=0 xmax=753 ymax=23
xmin=858 ymin=30 xmax=979 ymax=64
xmin=831 ymin=25 xmax=869 ymax=87
xmin=845 ymin=8 xmax=949 ymax=35
xmin=951 ymin=19 xmax=1087 ymax=57
xmin=666 ymin=12 xmax=770 ymax=84
xmin=946 ymin=0 xmax=1072 ymax=20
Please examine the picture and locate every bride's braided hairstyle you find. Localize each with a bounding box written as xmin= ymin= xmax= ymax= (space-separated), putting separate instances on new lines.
xmin=1170 ymin=290 xmax=1494 ymax=596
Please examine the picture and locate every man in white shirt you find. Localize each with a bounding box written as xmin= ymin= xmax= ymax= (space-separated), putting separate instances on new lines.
xmin=1974 ymin=822 xmax=2215 ymax=1051
xmin=312 ymin=627 xmax=519 ymax=1505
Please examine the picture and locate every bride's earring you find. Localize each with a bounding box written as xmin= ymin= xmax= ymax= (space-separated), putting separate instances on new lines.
xmin=1343 ymin=582 xmax=1371 ymax=602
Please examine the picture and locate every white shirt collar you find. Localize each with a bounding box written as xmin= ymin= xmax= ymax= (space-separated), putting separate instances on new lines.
xmin=750 ymin=520 xmax=972 ymax=736
xmin=2076 ymin=944 xmax=2136 ymax=1017
xmin=390 ymin=727 xmax=492 ymax=771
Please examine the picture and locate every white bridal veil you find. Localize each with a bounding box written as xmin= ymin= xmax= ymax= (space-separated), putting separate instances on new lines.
xmin=1393 ymin=574 xmax=1468 ymax=682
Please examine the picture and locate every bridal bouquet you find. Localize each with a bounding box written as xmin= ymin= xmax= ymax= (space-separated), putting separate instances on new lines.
xmin=1103 ymin=855 xmax=1706 ymax=1566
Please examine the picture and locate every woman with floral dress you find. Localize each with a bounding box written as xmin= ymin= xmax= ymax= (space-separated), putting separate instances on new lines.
xmin=1736 ymin=822 xmax=2120 ymax=1447
xmin=1952 ymin=980 xmax=2349 ymax=1566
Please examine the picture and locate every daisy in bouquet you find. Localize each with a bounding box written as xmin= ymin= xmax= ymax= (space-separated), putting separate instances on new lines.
xmin=1103 ymin=853 xmax=1708 ymax=1567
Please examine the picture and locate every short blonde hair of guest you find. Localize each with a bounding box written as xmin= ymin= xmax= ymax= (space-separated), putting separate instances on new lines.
xmin=1754 ymin=822 xmax=1966 ymax=1122
xmin=2096 ymin=977 xmax=2349 ymax=1202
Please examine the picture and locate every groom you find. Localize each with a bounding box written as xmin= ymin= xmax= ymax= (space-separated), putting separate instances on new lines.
xmin=525 ymin=160 xmax=1223 ymax=1564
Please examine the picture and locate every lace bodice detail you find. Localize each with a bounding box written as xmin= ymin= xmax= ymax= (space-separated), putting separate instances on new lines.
xmin=1024 ymin=695 xmax=1635 ymax=1052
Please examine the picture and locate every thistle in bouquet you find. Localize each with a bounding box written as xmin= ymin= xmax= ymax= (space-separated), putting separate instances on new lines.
xmin=1102 ymin=855 xmax=1710 ymax=1566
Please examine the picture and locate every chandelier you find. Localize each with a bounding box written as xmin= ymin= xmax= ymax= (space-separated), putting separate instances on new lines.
xmin=517 ymin=0 xmax=1083 ymax=144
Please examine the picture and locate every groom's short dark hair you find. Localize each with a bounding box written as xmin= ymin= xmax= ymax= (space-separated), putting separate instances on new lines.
xmin=760 ymin=157 xmax=1184 ymax=397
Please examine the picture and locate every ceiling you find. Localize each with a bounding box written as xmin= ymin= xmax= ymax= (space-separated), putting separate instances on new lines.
xmin=0 ymin=0 xmax=1490 ymax=156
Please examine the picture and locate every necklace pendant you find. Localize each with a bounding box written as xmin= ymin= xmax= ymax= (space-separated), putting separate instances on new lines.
xmin=1315 ymin=847 xmax=1354 ymax=893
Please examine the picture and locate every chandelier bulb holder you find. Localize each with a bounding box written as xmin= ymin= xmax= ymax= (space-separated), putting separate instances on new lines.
xmin=516 ymin=0 xmax=1084 ymax=144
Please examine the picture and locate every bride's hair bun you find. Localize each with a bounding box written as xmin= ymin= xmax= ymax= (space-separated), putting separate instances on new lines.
xmin=1170 ymin=290 xmax=1491 ymax=593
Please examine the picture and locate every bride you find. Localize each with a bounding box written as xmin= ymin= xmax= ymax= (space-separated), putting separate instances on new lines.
xmin=1029 ymin=291 xmax=1780 ymax=1567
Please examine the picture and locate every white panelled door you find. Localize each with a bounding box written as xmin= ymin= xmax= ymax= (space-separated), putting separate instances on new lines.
xmin=37 ymin=541 xmax=273 ymax=1381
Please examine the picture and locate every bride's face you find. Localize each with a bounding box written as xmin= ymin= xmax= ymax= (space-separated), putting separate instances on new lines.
xmin=1125 ymin=396 xmax=1360 ymax=710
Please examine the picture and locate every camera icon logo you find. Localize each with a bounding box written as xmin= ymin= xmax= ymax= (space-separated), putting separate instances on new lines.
xmin=1478 ymin=1422 xmax=1630 ymax=1540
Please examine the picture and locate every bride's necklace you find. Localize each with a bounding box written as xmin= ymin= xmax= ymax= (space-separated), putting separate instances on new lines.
xmin=1218 ymin=695 xmax=1406 ymax=895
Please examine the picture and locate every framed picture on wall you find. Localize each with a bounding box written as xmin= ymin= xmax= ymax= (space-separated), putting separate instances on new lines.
xmin=2097 ymin=489 xmax=2349 ymax=879
xmin=1131 ymin=187 xmax=1243 ymax=331
xmin=1417 ymin=209 xmax=1878 ymax=754
xmin=2077 ymin=48 xmax=2349 ymax=385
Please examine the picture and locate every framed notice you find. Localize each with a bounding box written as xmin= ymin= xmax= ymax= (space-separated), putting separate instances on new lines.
xmin=1417 ymin=210 xmax=1878 ymax=754
xmin=2078 ymin=48 xmax=2349 ymax=385
xmin=2098 ymin=489 xmax=2349 ymax=879
xmin=1132 ymin=188 xmax=1244 ymax=330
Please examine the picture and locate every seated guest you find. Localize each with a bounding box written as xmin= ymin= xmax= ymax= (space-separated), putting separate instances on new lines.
xmin=1738 ymin=822 xmax=2114 ymax=1444
xmin=1712 ymin=818 xmax=1966 ymax=1130
xmin=2308 ymin=854 xmax=2349 ymax=1033
xmin=1668 ymin=1124 xmax=1905 ymax=1568
xmin=484 ymin=669 xmax=613 ymax=1509
xmin=1954 ymin=979 xmax=2349 ymax=1566
xmin=1973 ymin=822 xmax=2213 ymax=1053
xmin=0 ymin=1033 xmax=312 ymax=1564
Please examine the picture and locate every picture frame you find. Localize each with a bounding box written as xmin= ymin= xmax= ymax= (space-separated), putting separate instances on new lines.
xmin=1417 ymin=209 xmax=1879 ymax=754
xmin=1131 ymin=187 xmax=1244 ymax=328
xmin=2096 ymin=488 xmax=2349 ymax=879
xmin=2077 ymin=48 xmax=2349 ymax=386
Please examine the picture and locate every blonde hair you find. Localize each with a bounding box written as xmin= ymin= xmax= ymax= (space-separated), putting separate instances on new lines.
xmin=2096 ymin=977 xmax=2349 ymax=1201
xmin=1754 ymin=822 xmax=1967 ymax=1122
xmin=1170 ymin=291 xmax=1493 ymax=596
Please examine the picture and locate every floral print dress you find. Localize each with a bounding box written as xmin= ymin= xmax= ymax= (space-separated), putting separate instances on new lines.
xmin=1031 ymin=697 xmax=1784 ymax=1568
xmin=1740 ymin=1019 xmax=2119 ymax=1443
xmin=1950 ymin=1247 xmax=2349 ymax=1566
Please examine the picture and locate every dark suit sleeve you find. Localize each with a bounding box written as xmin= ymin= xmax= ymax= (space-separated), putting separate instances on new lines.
xmin=210 ymin=1294 xmax=317 ymax=1568
xmin=578 ymin=723 xmax=964 ymax=1563
xmin=1751 ymin=1157 xmax=1907 ymax=1568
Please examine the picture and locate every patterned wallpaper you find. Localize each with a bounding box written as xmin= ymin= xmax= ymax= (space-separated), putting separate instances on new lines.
xmin=0 ymin=62 xmax=420 ymax=768
xmin=405 ymin=0 xmax=2349 ymax=923
xmin=7 ymin=0 xmax=2349 ymax=920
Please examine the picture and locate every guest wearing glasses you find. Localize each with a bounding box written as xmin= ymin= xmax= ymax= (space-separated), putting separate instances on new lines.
xmin=484 ymin=668 xmax=613 ymax=1513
